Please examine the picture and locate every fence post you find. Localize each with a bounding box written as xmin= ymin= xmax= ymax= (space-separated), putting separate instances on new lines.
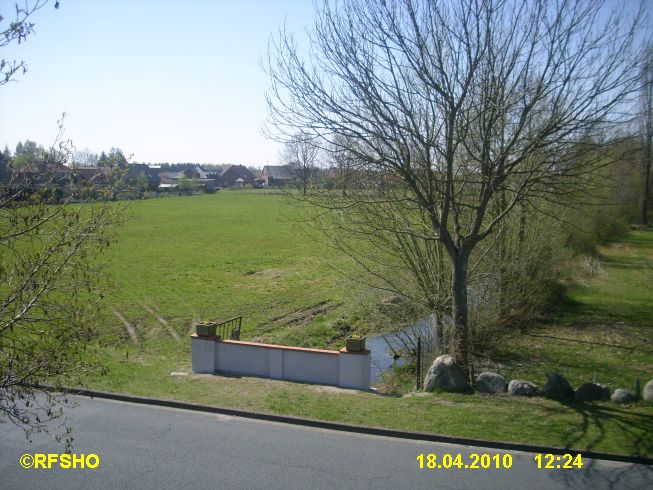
xmin=416 ymin=336 xmax=422 ymax=391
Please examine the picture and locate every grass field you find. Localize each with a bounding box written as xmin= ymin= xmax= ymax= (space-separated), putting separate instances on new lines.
xmin=98 ymin=190 xmax=379 ymax=348
xmin=80 ymin=194 xmax=652 ymax=456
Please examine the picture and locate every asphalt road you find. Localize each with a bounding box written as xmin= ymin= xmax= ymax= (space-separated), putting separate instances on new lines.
xmin=0 ymin=396 xmax=651 ymax=489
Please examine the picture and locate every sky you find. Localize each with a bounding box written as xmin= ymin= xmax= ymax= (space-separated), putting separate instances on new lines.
xmin=0 ymin=0 xmax=315 ymax=166
xmin=1 ymin=1 xmax=650 ymax=167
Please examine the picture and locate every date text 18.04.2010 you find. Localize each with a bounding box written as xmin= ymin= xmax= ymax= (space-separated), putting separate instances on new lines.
xmin=416 ymin=453 xmax=512 ymax=469
xmin=416 ymin=453 xmax=584 ymax=470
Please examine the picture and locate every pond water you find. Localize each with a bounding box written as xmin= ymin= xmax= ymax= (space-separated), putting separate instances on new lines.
xmin=367 ymin=314 xmax=440 ymax=383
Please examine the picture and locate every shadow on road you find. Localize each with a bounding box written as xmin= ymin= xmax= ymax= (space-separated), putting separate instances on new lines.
xmin=548 ymin=458 xmax=653 ymax=490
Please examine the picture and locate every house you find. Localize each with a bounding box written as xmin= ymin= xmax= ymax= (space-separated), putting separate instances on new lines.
xmin=157 ymin=171 xmax=183 ymax=189
xmin=9 ymin=161 xmax=78 ymax=202
xmin=261 ymin=165 xmax=295 ymax=188
xmin=157 ymin=167 xmax=216 ymax=192
xmin=185 ymin=166 xmax=216 ymax=191
xmin=182 ymin=166 xmax=209 ymax=180
xmin=12 ymin=161 xmax=73 ymax=189
xmin=204 ymin=168 xmax=222 ymax=181
xmin=70 ymin=166 xmax=120 ymax=191
xmin=74 ymin=167 xmax=102 ymax=183
xmin=219 ymin=164 xmax=256 ymax=187
xmin=125 ymin=163 xmax=160 ymax=190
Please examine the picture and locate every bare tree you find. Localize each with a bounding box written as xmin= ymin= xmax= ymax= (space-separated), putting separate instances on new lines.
xmin=0 ymin=0 xmax=59 ymax=85
xmin=281 ymin=134 xmax=318 ymax=196
xmin=311 ymin=144 xmax=453 ymax=340
xmin=329 ymin=135 xmax=357 ymax=196
xmin=641 ymin=44 xmax=653 ymax=226
xmin=1 ymin=123 xmax=123 ymax=446
xmin=266 ymin=0 xmax=643 ymax=378
xmin=1 ymin=0 xmax=123 ymax=447
xmin=73 ymin=149 xmax=99 ymax=168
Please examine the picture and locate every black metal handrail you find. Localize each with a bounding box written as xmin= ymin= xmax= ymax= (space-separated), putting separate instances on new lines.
xmin=216 ymin=316 xmax=241 ymax=340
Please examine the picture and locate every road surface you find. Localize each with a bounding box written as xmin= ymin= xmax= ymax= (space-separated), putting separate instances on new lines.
xmin=0 ymin=396 xmax=651 ymax=489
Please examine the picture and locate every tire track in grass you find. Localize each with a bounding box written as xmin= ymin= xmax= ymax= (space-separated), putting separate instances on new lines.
xmin=113 ymin=309 xmax=140 ymax=345
xmin=142 ymin=303 xmax=180 ymax=341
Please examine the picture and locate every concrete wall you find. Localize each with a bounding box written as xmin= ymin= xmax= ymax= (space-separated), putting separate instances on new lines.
xmin=191 ymin=336 xmax=371 ymax=390
xmin=339 ymin=350 xmax=372 ymax=390
xmin=215 ymin=342 xmax=271 ymax=377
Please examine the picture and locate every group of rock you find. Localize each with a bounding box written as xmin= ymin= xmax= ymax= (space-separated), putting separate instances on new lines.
xmin=423 ymin=355 xmax=653 ymax=404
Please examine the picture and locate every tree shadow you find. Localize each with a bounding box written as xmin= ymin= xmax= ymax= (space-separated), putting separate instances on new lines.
xmin=556 ymin=296 xmax=653 ymax=330
xmin=547 ymin=457 xmax=653 ymax=490
xmin=525 ymin=333 xmax=644 ymax=352
xmin=545 ymin=401 xmax=653 ymax=489
xmin=608 ymin=229 xmax=653 ymax=248
xmin=558 ymin=401 xmax=653 ymax=456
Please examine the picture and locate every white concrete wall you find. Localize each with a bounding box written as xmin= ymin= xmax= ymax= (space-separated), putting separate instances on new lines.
xmin=338 ymin=350 xmax=372 ymax=390
xmin=191 ymin=336 xmax=216 ymax=374
xmin=215 ymin=342 xmax=270 ymax=377
xmin=282 ymin=349 xmax=340 ymax=385
xmin=191 ymin=336 xmax=371 ymax=390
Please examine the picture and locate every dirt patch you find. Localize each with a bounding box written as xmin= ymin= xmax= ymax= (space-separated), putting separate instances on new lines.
xmin=606 ymin=243 xmax=632 ymax=252
xmin=309 ymin=385 xmax=362 ymax=395
xmin=401 ymin=392 xmax=432 ymax=399
xmin=401 ymin=393 xmax=458 ymax=405
xmin=248 ymin=268 xmax=285 ymax=279
xmin=188 ymin=372 xmax=310 ymax=391
xmin=145 ymin=326 xmax=162 ymax=338
xmin=260 ymin=301 xmax=334 ymax=330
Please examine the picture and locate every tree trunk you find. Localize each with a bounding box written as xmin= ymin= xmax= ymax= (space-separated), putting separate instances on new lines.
xmin=450 ymin=249 xmax=470 ymax=381
xmin=642 ymin=183 xmax=650 ymax=226
xmin=435 ymin=312 xmax=444 ymax=347
xmin=518 ymin=201 xmax=527 ymax=249
xmin=497 ymin=191 xmax=508 ymax=320
xmin=642 ymin=145 xmax=651 ymax=226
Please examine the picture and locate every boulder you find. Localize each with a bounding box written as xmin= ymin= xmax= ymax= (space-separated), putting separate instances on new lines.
xmin=508 ymin=379 xmax=538 ymax=396
xmin=611 ymin=388 xmax=636 ymax=405
xmin=542 ymin=373 xmax=574 ymax=400
xmin=475 ymin=372 xmax=507 ymax=394
xmin=644 ymin=379 xmax=653 ymax=402
xmin=423 ymin=355 xmax=468 ymax=393
xmin=574 ymin=383 xmax=610 ymax=402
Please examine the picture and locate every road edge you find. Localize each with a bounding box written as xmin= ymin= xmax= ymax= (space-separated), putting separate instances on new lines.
xmin=53 ymin=386 xmax=653 ymax=466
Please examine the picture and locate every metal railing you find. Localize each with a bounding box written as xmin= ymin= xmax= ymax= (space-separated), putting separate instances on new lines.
xmin=216 ymin=316 xmax=242 ymax=340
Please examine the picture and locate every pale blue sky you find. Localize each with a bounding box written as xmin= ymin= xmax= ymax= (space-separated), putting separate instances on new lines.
xmin=0 ymin=0 xmax=315 ymax=166
xmin=1 ymin=1 xmax=649 ymax=166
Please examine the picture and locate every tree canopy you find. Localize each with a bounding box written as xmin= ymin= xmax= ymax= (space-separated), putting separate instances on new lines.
xmin=266 ymin=0 xmax=644 ymax=377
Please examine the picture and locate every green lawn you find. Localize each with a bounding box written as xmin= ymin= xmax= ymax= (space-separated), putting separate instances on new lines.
xmin=487 ymin=230 xmax=653 ymax=392
xmin=98 ymin=191 xmax=374 ymax=348
xmin=81 ymin=195 xmax=652 ymax=457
